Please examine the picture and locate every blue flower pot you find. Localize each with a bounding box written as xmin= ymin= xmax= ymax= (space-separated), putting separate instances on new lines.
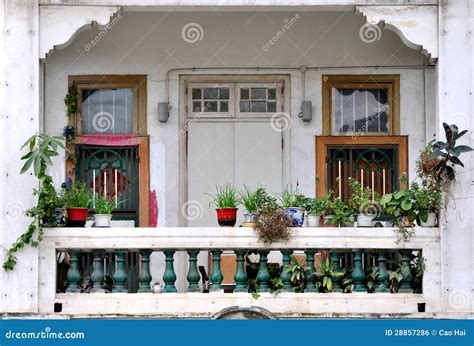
xmin=243 ymin=213 xmax=259 ymax=223
xmin=284 ymin=207 xmax=305 ymax=227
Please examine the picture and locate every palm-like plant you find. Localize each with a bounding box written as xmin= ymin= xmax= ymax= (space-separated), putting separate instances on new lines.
xmin=316 ymin=256 xmax=344 ymax=292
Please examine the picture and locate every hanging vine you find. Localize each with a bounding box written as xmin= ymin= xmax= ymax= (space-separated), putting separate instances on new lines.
xmin=64 ymin=87 xmax=78 ymax=116
xmin=3 ymin=134 xmax=64 ymax=271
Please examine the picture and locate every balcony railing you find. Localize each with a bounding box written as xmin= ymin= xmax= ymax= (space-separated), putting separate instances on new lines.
xmin=39 ymin=227 xmax=441 ymax=318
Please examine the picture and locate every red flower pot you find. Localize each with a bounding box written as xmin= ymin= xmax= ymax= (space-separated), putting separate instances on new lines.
xmin=216 ymin=208 xmax=238 ymax=227
xmin=66 ymin=208 xmax=88 ymax=227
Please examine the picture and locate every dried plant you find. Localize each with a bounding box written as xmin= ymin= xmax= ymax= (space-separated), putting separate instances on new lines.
xmin=254 ymin=209 xmax=292 ymax=244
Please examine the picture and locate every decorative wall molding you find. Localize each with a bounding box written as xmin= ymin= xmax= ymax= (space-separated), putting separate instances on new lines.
xmin=356 ymin=5 xmax=438 ymax=64
xmin=39 ymin=5 xmax=121 ymax=59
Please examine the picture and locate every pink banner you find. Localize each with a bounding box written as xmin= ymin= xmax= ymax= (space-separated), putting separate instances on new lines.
xmin=75 ymin=134 xmax=140 ymax=146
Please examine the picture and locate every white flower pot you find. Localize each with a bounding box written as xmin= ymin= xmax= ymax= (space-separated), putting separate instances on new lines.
xmin=94 ymin=214 xmax=112 ymax=227
xmin=420 ymin=212 xmax=437 ymax=227
xmin=306 ymin=215 xmax=321 ymax=227
xmin=357 ymin=214 xmax=375 ymax=227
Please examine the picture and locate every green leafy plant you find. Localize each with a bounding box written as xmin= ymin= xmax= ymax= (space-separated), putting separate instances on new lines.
xmin=316 ymin=256 xmax=343 ymax=292
xmin=341 ymin=269 xmax=354 ymax=293
xmin=288 ymin=255 xmax=309 ymax=292
xmin=327 ymin=198 xmax=351 ymax=227
xmin=94 ymin=196 xmax=116 ymax=214
xmin=62 ymin=182 xmax=91 ymax=208
xmin=348 ymin=178 xmax=380 ymax=215
xmin=3 ymin=134 xmax=65 ymax=271
xmin=240 ymin=185 xmax=259 ymax=213
xmin=279 ymin=185 xmax=306 ymax=208
xmin=304 ymin=197 xmax=325 ymax=216
xmin=411 ymin=181 xmax=442 ymax=224
xmin=380 ymin=188 xmax=416 ymax=225
xmin=429 ymin=123 xmax=473 ymax=182
xmin=208 ymin=183 xmax=239 ymax=209
xmin=364 ymin=265 xmax=379 ymax=293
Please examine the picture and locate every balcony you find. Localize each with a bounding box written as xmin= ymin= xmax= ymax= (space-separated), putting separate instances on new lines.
xmin=38 ymin=227 xmax=441 ymax=318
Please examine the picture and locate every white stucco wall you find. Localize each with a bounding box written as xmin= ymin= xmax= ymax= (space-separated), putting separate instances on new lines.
xmin=43 ymin=10 xmax=433 ymax=228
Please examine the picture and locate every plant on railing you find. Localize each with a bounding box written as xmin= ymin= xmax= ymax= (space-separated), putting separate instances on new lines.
xmin=254 ymin=209 xmax=292 ymax=244
xmin=411 ymin=181 xmax=442 ymax=226
xmin=240 ymin=186 xmax=279 ymax=226
xmin=288 ymin=255 xmax=309 ymax=292
xmin=208 ymin=183 xmax=239 ymax=227
xmin=279 ymin=185 xmax=307 ymax=227
xmin=3 ymin=134 xmax=64 ymax=271
xmin=327 ymin=198 xmax=351 ymax=227
xmin=416 ymin=141 xmax=441 ymax=189
xmin=429 ymin=123 xmax=473 ymax=184
xmin=315 ymin=256 xmax=343 ymax=293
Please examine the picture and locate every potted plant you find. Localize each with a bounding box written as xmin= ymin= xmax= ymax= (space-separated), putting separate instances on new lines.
xmin=304 ymin=197 xmax=324 ymax=227
xmin=279 ymin=186 xmax=306 ymax=227
xmin=93 ymin=196 xmax=116 ymax=227
xmin=208 ymin=184 xmax=239 ymax=227
xmin=62 ymin=181 xmax=91 ymax=227
xmin=240 ymin=186 xmax=259 ymax=227
xmin=412 ymin=182 xmax=441 ymax=227
xmin=319 ymin=192 xmax=335 ymax=227
xmin=348 ymin=179 xmax=380 ymax=227
xmin=327 ymin=197 xmax=351 ymax=227
xmin=380 ymin=187 xmax=416 ymax=227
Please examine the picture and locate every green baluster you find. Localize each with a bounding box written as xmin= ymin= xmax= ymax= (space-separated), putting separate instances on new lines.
xmin=66 ymin=250 xmax=81 ymax=293
xmin=163 ymin=250 xmax=177 ymax=293
xmin=91 ymin=250 xmax=104 ymax=293
xmin=352 ymin=251 xmax=366 ymax=292
xmin=210 ymin=250 xmax=223 ymax=291
xmin=113 ymin=250 xmax=128 ymax=293
xmin=398 ymin=250 xmax=413 ymax=293
xmin=375 ymin=252 xmax=389 ymax=293
xmin=305 ymin=250 xmax=317 ymax=292
xmin=257 ymin=250 xmax=270 ymax=292
xmin=187 ymin=250 xmax=200 ymax=292
xmin=330 ymin=251 xmax=342 ymax=293
xmin=138 ymin=250 xmax=152 ymax=293
xmin=233 ymin=250 xmax=247 ymax=292
xmin=281 ymin=249 xmax=293 ymax=292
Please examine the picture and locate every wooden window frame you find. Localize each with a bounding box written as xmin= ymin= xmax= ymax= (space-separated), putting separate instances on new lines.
xmin=315 ymin=136 xmax=408 ymax=197
xmin=322 ymin=74 xmax=400 ymax=136
xmin=68 ymin=75 xmax=147 ymax=135
xmin=66 ymin=75 xmax=149 ymax=226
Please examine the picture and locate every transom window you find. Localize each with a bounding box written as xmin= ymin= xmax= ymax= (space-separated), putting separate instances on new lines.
xmin=187 ymin=81 xmax=283 ymax=118
xmin=322 ymin=75 xmax=400 ymax=136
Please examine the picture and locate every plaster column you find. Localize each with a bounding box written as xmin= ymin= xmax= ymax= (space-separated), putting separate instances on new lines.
xmin=437 ymin=0 xmax=473 ymax=316
xmin=0 ymin=0 xmax=40 ymax=313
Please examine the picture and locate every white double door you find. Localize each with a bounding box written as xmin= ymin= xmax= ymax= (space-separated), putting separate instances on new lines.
xmin=186 ymin=120 xmax=284 ymax=286
xmin=187 ymin=120 xmax=284 ymax=228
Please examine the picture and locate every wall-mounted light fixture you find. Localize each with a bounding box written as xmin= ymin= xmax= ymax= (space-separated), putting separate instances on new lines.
xmin=301 ymin=101 xmax=312 ymax=122
xmin=158 ymin=102 xmax=170 ymax=123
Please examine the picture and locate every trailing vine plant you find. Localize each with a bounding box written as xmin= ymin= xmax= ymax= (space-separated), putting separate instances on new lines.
xmin=3 ymin=134 xmax=64 ymax=271
xmin=63 ymin=125 xmax=77 ymax=164
xmin=64 ymin=87 xmax=78 ymax=116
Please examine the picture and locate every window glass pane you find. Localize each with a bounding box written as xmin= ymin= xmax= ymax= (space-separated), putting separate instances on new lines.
xmin=192 ymin=88 xmax=202 ymax=100
xmin=220 ymin=101 xmax=229 ymax=112
xmin=193 ymin=102 xmax=202 ymax=112
xmin=219 ymin=88 xmax=229 ymax=100
xmin=333 ymin=87 xmax=389 ymax=134
xmin=82 ymin=88 xmax=133 ymax=134
xmin=251 ymin=101 xmax=266 ymax=112
xmin=240 ymin=89 xmax=249 ymax=100
xmin=268 ymin=88 xmax=276 ymax=100
xmin=240 ymin=101 xmax=250 ymax=112
xmin=204 ymin=101 xmax=218 ymax=112
xmin=203 ymin=88 xmax=218 ymax=99
xmin=267 ymin=102 xmax=276 ymax=112
xmin=251 ymin=88 xmax=266 ymax=99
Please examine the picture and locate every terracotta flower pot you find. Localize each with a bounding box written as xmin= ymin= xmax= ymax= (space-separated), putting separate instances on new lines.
xmin=66 ymin=207 xmax=88 ymax=227
xmin=216 ymin=208 xmax=238 ymax=227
